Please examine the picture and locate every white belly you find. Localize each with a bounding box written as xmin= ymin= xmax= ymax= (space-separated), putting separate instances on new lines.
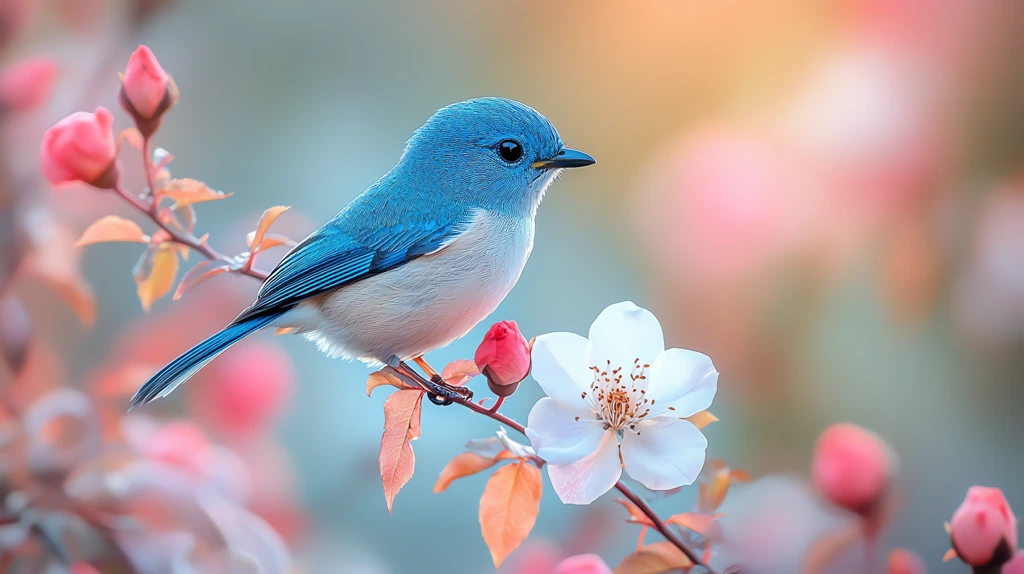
xmin=295 ymin=210 xmax=533 ymax=365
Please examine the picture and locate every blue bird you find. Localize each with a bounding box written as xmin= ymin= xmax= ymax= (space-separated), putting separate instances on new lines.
xmin=130 ymin=97 xmax=594 ymax=409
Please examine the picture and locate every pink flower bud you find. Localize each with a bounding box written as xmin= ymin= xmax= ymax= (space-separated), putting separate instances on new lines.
xmin=887 ymin=549 xmax=925 ymax=574
xmin=812 ymin=423 xmax=891 ymax=513
xmin=950 ymin=486 xmax=1018 ymax=567
xmin=0 ymin=56 xmax=57 ymax=111
xmin=40 ymin=107 xmax=117 ymax=187
xmin=191 ymin=342 xmax=294 ymax=436
xmin=121 ymin=45 xmax=171 ymax=120
xmin=474 ymin=320 xmax=530 ymax=396
xmin=554 ymin=554 xmax=613 ymax=574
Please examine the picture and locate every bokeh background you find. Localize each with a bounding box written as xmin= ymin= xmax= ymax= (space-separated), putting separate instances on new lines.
xmin=2 ymin=0 xmax=1024 ymax=572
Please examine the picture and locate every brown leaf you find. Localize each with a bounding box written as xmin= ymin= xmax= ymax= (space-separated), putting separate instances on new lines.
xmin=118 ymin=127 xmax=143 ymax=149
xmin=172 ymin=260 xmax=230 ymax=300
xmin=379 ymin=389 xmax=424 ymax=513
xmin=801 ymin=523 xmax=862 ymax=574
xmin=134 ymin=245 xmax=179 ymax=311
xmin=249 ymin=206 xmax=291 ymax=252
xmin=685 ymin=410 xmax=718 ymax=430
xmin=76 ymin=216 xmax=149 ymax=247
xmin=615 ymin=497 xmax=655 ymax=527
xmin=366 ymin=369 xmax=416 ymax=397
xmin=442 ymin=359 xmax=480 ymax=387
xmin=614 ymin=541 xmax=694 ymax=574
xmin=157 ymin=178 xmax=232 ymax=207
xmin=434 ymin=452 xmax=499 ymax=493
xmin=479 ymin=461 xmax=542 ymax=567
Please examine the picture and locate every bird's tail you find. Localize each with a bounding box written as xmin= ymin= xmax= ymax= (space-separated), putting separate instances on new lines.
xmin=129 ymin=312 xmax=284 ymax=410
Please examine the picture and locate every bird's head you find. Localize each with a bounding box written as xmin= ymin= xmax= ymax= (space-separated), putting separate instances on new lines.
xmin=398 ymin=97 xmax=595 ymax=216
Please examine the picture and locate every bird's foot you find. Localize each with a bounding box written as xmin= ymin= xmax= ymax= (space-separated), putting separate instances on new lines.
xmin=398 ymin=362 xmax=472 ymax=406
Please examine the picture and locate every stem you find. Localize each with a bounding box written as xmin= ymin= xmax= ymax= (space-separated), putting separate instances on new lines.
xmin=450 ymin=394 xmax=715 ymax=573
xmin=113 ymin=183 xmax=268 ymax=281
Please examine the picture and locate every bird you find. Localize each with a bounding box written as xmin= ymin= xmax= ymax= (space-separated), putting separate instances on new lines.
xmin=130 ymin=97 xmax=595 ymax=409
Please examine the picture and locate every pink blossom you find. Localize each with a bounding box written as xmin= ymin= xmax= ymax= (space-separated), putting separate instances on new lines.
xmin=0 ymin=56 xmax=57 ymax=111
xmin=887 ymin=548 xmax=925 ymax=574
xmin=40 ymin=107 xmax=117 ymax=187
xmin=950 ymin=486 xmax=1018 ymax=566
xmin=141 ymin=420 xmax=211 ymax=477
xmin=122 ymin=45 xmax=170 ymax=119
xmin=812 ymin=423 xmax=891 ymax=513
xmin=554 ymin=554 xmax=613 ymax=574
xmin=475 ymin=320 xmax=531 ymax=396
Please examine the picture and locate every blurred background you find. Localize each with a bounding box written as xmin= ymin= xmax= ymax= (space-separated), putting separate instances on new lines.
xmin=1 ymin=0 xmax=1023 ymax=572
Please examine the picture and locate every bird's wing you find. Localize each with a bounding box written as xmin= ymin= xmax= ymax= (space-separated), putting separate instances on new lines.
xmin=235 ymin=213 xmax=476 ymax=322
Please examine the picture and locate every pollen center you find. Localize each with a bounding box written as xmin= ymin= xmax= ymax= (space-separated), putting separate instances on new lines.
xmin=582 ymin=358 xmax=652 ymax=430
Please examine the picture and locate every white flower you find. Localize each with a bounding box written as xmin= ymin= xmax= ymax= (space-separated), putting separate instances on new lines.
xmin=525 ymin=301 xmax=718 ymax=505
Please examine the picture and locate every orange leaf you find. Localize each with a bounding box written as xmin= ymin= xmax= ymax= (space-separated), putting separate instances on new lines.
xmin=157 ymin=178 xmax=232 ymax=207
xmin=699 ymin=472 xmax=731 ymax=513
xmin=479 ymin=461 xmax=542 ymax=567
xmin=367 ymin=369 xmax=416 ymax=396
xmin=249 ymin=206 xmax=291 ymax=252
xmin=802 ymin=523 xmax=863 ymax=574
xmin=442 ymin=359 xmax=480 ymax=387
xmin=76 ymin=216 xmax=149 ymax=247
xmin=615 ymin=497 xmax=655 ymax=527
xmin=685 ymin=410 xmax=718 ymax=430
xmin=48 ymin=274 xmax=96 ymax=327
xmin=134 ymin=245 xmax=179 ymax=311
xmin=379 ymin=389 xmax=424 ymax=513
xmin=246 ymin=231 xmax=296 ymax=252
xmin=942 ymin=549 xmax=957 ymax=562
xmin=666 ymin=512 xmax=723 ymax=537
xmin=172 ymin=260 xmax=230 ymax=301
xmin=729 ymin=469 xmax=751 ymax=483
xmin=118 ymin=127 xmax=143 ymax=149
xmin=434 ymin=452 xmax=499 ymax=493
xmin=614 ymin=541 xmax=694 ymax=574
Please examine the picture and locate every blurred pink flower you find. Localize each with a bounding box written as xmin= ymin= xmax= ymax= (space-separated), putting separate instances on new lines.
xmin=1003 ymin=552 xmax=1024 ymax=574
xmin=950 ymin=486 xmax=1017 ymax=567
xmin=40 ymin=107 xmax=117 ymax=187
xmin=812 ymin=423 xmax=892 ymax=513
xmin=141 ymin=420 xmax=211 ymax=477
xmin=635 ymin=126 xmax=811 ymax=285
xmin=190 ymin=342 xmax=294 ymax=437
xmin=887 ymin=548 xmax=925 ymax=574
xmin=0 ymin=56 xmax=57 ymax=112
xmin=121 ymin=45 xmax=171 ymax=119
xmin=554 ymin=554 xmax=612 ymax=574
xmin=475 ymin=320 xmax=531 ymax=396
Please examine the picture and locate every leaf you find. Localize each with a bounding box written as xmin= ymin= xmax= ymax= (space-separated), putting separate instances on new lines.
xmin=134 ymin=245 xmax=179 ymax=311
xmin=246 ymin=232 xmax=296 ymax=251
xmin=249 ymin=206 xmax=291 ymax=252
xmin=801 ymin=523 xmax=862 ymax=574
xmin=366 ymin=369 xmax=416 ymax=397
xmin=172 ymin=260 xmax=230 ymax=300
xmin=616 ymin=497 xmax=655 ymax=527
xmin=614 ymin=541 xmax=694 ymax=574
xmin=118 ymin=127 xmax=143 ymax=149
xmin=76 ymin=216 xmax=149 ymax=247
xmin=942 ymin=549 xmax=957 ymax=562
xmin=441 ymin=359 xmax=480 ymax=387
xmin=479 ymin=461 xmax=542 ymax=567
xmin=434 ymin=452 xmax=500 ymax=493
xmin=157 ymin=178 xmax=232 ymax=207
xmin=379 ymin=389 xmax=424 ymax=513
xmin=666 ymin=512 xmax=723 ymax=537
xmin=685 ymin=410 xmax=718 ymax=430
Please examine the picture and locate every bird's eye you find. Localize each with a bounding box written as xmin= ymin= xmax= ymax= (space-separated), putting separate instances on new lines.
xmin=498 ymin=140 xmax=523 ymax=163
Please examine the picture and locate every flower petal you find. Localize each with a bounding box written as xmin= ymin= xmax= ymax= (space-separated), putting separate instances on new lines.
xmin=526 ymin=398 xmax=604 ymax=465
xmin=647 ymin=348 xmax=718 ymax=417
xmin=547 ymin=430 xmax=622 ymax=505
xmin=530 ymin=332 xmax=592 ymax=404
xmin=621 ymin=417 xmax=707 ymax=491
xmin=587 ymin=302 xmax=664 ymax=371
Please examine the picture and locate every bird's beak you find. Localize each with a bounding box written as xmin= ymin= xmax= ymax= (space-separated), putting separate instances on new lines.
xmin=532 ymin=147 xmax=596 ymax=169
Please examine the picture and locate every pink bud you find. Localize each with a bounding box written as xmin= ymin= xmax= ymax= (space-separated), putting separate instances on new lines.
xmin=0 ymin=56 xmax=56 ymax=111
xmin=950 ymin=486 xmax=1018 ymax=566
xmin=191 ymin=342 xmax=294 ymax=436
xmin=40 ymin=107 xmax=117 ymax=187
xmin=121 ymin=45 xmax=171 ymax=119
xmin=812 ymin=423 xmax=891 ymax=513
xmin=554 ymin=554 xmax=613 ymax=574
xmin=474 ymin=320 xmax=530 ymax=396
xmin=887 ymin=548 xmax=925 ymax=574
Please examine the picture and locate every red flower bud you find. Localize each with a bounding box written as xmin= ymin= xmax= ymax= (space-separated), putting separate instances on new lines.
xmin=0 ymin=56 xmax=57 ymax=112
xmin=887 ymin=549 xmax=925 ymax=574
xmin=812 ymin=423 xmax=891 ymax=514
xmin=121 ymin=45 xmax=172 ymax=120
xmin=474 ymin=320 xmax=530 ymax=397
xmin=554 ymin=554 xmax=613 ymax=574
xmin=950 ymin=486 xmax=1018 ymax=567
xmin=40 ymin=107 xmax=118 ymax=188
